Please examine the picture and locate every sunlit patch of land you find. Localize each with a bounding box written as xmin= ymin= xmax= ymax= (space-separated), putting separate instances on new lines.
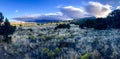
xmin=10 ymin=21 xmax=66 ymax=27
xmin=10 ymin=22 xmax=37 ymax=26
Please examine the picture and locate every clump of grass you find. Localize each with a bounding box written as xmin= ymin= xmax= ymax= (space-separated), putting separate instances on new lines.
xmin=81 ymin=53 xmax=90 ymax=59
xmin=28 ymin=33 xmax=36 ymax=40
xmin=40 ymin=34 xmax=55 ymax=41
xmin=48 ymin=50 xmax=54 ymax=57
xmin=30 ymin=35 xmax=36 ymax=40
xmin=70 ymin=34 xmax=75 ymax=38
xmin=42 ymin=48 xmax=55 ymax=58
xmin=49 ymin=35 xmax=55 ymax=39
xmin=40 ymin=34 xmax=47 ymax=41
xmin=42 ymin=47 xmax=49 ymax=54
xmin=93 ymin=37 xmax=101 ymax=43
xmin=55 ymin=47 xmax=61 ymax=54
xmin=57 ymin=36 xmax=65 ymax=40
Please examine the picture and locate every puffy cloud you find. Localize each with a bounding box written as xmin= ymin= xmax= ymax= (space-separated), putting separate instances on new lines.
xmin=58 ymin=1 xmax=112 ymax=18
xmin=15 ymin=10 xmax=19 ymax=13
xmin=116 ymin=6 xmax=120 ymax=9
xmin=85 ymin=1 xmax=112 ymax=18
xmin=59 ymin=6 xmax=89 ymax=18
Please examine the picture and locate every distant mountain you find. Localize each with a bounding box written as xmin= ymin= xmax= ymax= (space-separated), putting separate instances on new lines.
xmin=13 ymin=15 xmax=72 ymax=23
xmin=75 ymin=16 xmax=96 ymax=21
xmin=71 ymin=16 xmax=96 ymax=23
xmin=13 ymin=14 xmax=96 ymax=23
xmin=26 ymin=19 xmax=62 ymax=23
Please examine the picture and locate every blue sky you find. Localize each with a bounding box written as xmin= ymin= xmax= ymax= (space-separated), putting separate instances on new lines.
xmin=0 ymin=0 xmax=84 ymax=18
xmin=0 ymin=0 xmax=120 ymax=21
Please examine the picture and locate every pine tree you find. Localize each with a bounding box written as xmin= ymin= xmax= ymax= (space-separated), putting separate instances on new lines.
xmin=0 ymin=12 xmax=4 ymax=25
xmin=107 ymin=9 xmax=120 ymax=28
xmin=4 ymin=18 xmax=10 ymax=27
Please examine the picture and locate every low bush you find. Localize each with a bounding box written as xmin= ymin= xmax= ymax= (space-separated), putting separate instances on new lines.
xmin=81 ymin=53 xmax=90 ymax=59
xmin=54 ymin=24 xmax=70 ymax=30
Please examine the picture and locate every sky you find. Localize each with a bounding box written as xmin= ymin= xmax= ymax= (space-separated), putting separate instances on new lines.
xmin=0 ymin=0 xmax=120 ymax=21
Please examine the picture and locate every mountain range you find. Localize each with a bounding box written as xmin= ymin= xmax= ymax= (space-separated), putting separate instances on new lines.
xmin=13 ymin=15 xmax=72 ymax=23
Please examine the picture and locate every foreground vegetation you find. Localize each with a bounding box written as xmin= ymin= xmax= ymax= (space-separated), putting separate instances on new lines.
xmin=8 ymin=25 xmax=120 ymax=59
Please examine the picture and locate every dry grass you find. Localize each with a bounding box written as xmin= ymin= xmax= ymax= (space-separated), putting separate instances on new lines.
xmin=10 ymin=22 xmax=37 ymax=26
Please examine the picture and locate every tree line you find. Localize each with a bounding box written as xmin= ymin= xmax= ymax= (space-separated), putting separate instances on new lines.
xmin=71 ymin=9 xmax=120 ymax=30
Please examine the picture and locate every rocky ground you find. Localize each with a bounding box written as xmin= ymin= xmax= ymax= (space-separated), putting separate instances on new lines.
xmin=0 ymin=24 xmax=120 ymax=59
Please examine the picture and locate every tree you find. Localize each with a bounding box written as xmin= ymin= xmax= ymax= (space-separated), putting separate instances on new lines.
xmin=0 ymin=12 xmax=16 ymax=43
xmin=4 ymin=18 xmax=10 ymax=33
xmin=2 ymin=18 xmax=16 ymax=43
xmin=0 ymin=12 xmax=4 ymax=25
xmin=54 ymin=24 xmax=70 ymax=30
xmin=108 ymin=9 xmax=120 ymax=18
xmin=94 ymin=18 xmax=107 ymax=30
xmin=85 ymin=19 xmax=95 ymax=28
xmin=4 ymin=18 xmax=10 ymax=27
xmin=3 ymin=18 xmax=15 ymax=35
xmin=107 ymin=9 xmax=120 ymax=28
xmin=0 ymin=12 xmax=4 ymax=34
xmin=2 ymin=18 xmax=11 ymax=42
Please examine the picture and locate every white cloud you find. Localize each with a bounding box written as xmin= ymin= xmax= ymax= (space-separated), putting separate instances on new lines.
xmin=57 ymin=5 xmax=63 ymax=8
xmin=58 ymin=1 xmax=112 ymax=18
xmin=60 ymin=6 xmax=89 ymax=19
xmin=44 ymin=12 xmax=63 ymax=16
xmin=15 ymin=10 xmax=19 ymax=13
xmin=116 ymin=6 xmax=120 ymax=9
xmin=85 ymin=1 xmax=112 ymax=18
